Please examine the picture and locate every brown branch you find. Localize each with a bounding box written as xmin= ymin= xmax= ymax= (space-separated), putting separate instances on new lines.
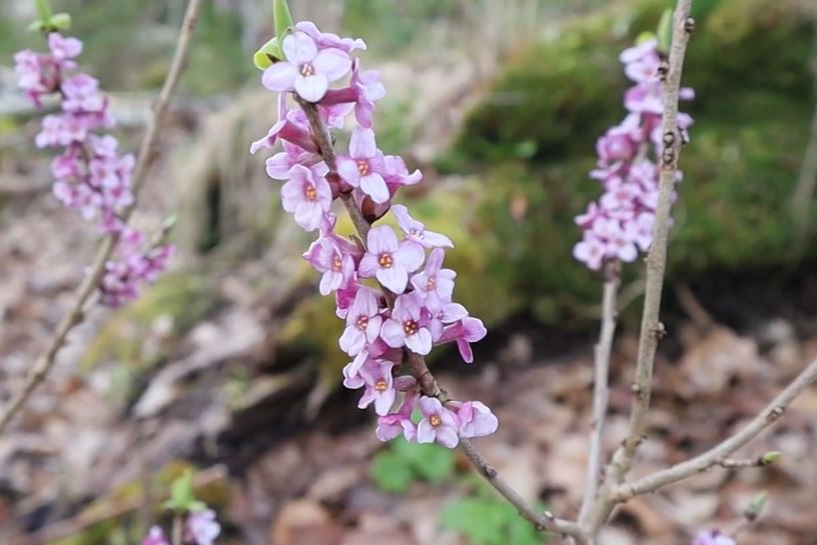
xmin=578 ymin=262 xmax=620 ymax=526
xmin=0 ymin=0 xmax=205 ymax=436
xmin=296 ymin=100 xmax=587 ymax=545
xmin=609 ymin=0 xmax=696 ymax=483
xmin=614 ymin=355 xmax=817 ymax=501
xmin=584 ymin=1 xmax=696 ymax=536
xmin=791 ymin=16 xmax=817 ymax=236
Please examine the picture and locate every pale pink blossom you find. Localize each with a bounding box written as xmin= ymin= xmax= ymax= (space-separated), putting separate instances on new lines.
xmin=416 ymin=397 xmax=460 ymax=448
xmin=337 ymin=128 xmax=389 ymax=203
xmin=262 ymin=31 xmax=352 ymax=102
xmin=358 ymin=225 xmax=424 ymax=293
xmin=381 ymin=293 xmax=433 ymax=355
xmin=280 ymin=164 xmax=332 ymax=231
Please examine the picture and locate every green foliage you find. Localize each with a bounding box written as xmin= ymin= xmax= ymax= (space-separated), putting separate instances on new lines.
xmin=369 ymin=437 xmax=455 ymax=493
xmin=441 ymin=481 xmax=545 ymax=545
xmin=164 ymin=469 xmax=207 ymax=512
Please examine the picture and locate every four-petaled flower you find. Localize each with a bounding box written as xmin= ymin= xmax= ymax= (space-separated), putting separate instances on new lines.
xmin=262 ymin=31 xmax=352 ymax=102
xmin=337 ymin=128 xmax=390 ymax=203
xmin=381 ymin=293 xmax=433 ymax=355
xmin=358 ymin=225 xmax=424 ymax=293
xmin=339 ymin=287 xmax=383 ymax=355
xmin=417 ymin=396 xmax=460 ymax=448
xmin=185 ymin=509 xmax=221 ymax=545
xmin=280 ymin=164 xmax=332 ymax=231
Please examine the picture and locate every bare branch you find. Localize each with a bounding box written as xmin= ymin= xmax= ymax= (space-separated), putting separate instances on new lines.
xmin=609 ymin=0 xmax=696 ymax=483
xmin=297 ymin=101 xmax=587 ymax=545
xmin=584 ymin=1 xmax=696 ymax=535
xmin=578 ymin=263 xmax=620 ymax=525
xmin=614 ymin=356 xmax=817 ymax=501
xmin=0 ymin=0 xmax=205 ymax=436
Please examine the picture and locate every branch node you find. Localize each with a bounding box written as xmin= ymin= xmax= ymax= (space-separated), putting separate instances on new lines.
xmin=684 ymin=17 xmax=696 ymax=33
xmin=766 ymin=406 xmax=785 ymax=422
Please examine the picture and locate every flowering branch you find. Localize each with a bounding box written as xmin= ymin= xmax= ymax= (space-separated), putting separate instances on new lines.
xmin=609 ymin=0 xmax=696 ymax=484
xmin=295 ymin=98 xmax=587 ymax=544
xmin=613 ymin=355 xmax=817 ymax=500
xmin=0 ymin=0 xmax=204 ymax=436
xmin=578 ymin=262 xmax=620 ymax=525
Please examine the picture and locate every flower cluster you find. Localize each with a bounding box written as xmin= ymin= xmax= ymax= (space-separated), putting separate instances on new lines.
xmin=573 ymin=38 xmax=694 ymax=270
xmin=692 ymin=529 xmax=735 ymax=545
xmin=253 ymin=22 xmax=497 ymax=448
xmin=142 ymin=509 xmax=221 ymax=545
xmin=14 ymin=33 xmax=173 ymax=306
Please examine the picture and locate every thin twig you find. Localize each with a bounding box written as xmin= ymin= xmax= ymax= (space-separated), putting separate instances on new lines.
xmin=609 ymin=0 xmax=696 ymax=483
xmin=172 ymin=515 xmax=183 ymax=545
xmin=614 ymin=355 xmax=817 ymax=500
xmin=791 ymin=16 xmax=817 ymax=237
xmin=578 ymin=263 xmax=620 ymax=525
xmin=584 ymin=2 xmax=696 ymax=535
xmin=296 ymin=100 xmax=587 ymax=545
xmin=0 ymin=0 xmax=204 ymax=436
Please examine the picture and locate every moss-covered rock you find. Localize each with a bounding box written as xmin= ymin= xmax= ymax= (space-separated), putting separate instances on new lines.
xmin=436 ymin=0 xmax=817 ymax=326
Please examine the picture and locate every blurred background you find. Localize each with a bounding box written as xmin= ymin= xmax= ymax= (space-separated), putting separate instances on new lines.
xmin=1 ymin=0 xmax=817 ymax=543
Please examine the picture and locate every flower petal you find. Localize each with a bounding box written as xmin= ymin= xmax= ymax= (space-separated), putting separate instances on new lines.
xmin=312 ymin=48 xmax=352 ymax=82
xmin=367 ymin=225 xmax=398 ymax=255
xmin=295 ymin=74 xmax=329 ymax=103
xmin=380 ymin=319 xmax=405 ymax=348
xmin=435 ymin=426 xmax=459 ymax=448
xmin=405 ymin=328 xmax=432 ymax=355
xmin=282 ymin=32 xmax=318 ymax=64
xmin=377 ymin=266 xmax=408 ymax=294
xmin=360 ymin=172 xmax=390 ymax=204
xmin=350 ymin=128 xmax=377 ymax=159
xmin=394 ymin=241 xmax=425 ymax=273
xmin=261 ymin=63 xmax=299 ymax=92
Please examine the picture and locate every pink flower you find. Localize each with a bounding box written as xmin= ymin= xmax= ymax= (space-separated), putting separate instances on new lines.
xmin=381 ymin=293 xmax=433 ymax=355
xmin=383 ymin=155 xmax=422 ymax=189
xmin=424 ymin=296 xmax=468 ymax=341
xmin=350 ymin=58 xmax=385 ymax=128
xmin=48 ymin=33 xmax=82 ymax=63
xmin=250 ymin=110 xmax=318 ymax=155
xmin=358 ymin=358 xmax=397 ymax=415
xmin=141 ymin=526 xmax=170 ymax=545
xmin=573 ymin=233 xmax=606 ymax=270
xmin=416 ymin=397 xmax=460 ymax=448
xmin=14 ymin=50 xmax=55 ymax=103
xmin=280 ymin=164 xmax=332 ymax=231
xmin=185 ymin=509 xmax=221 ymax=545
xmin=303 ymin=233 xmax=358 ymax=295
xmin=455 ymin=401 xmax=499 ymax=438
xmin=619 ymin=38 xmax=658 ymax=64
xmin=295 ymin=21 xmax=367 ymax=53
xmin=596 ymin=114 xmax=642 ymax=163
xmin=438 ymin=317 xmax=487 ymax=363
xmin=339 ymin=287 xmax=383 ymax=355
xmin=376 ymin=387 xmax=419 ymax=442
xmin=61 ymin=74 xmax=105 ymax=113
xmin=358 ymin=225 xmax=424 ymax=293
xmin=262 ymin=31 xmax=352 ymax=102
xmin=392 ymin=205 xmax=453 ymax=248
xmin=337 ymin=128 xmax=389 ymax=203
xmin=692 ymin=530 xmax=735 ymax=545
xmin=411 ymin=248 xmax=456 ymax=302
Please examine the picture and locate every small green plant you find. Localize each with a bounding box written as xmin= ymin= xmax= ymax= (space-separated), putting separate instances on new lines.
xmin=441 ymin=480 xmax=546 ymax=545
xmin=369 ymin=437 xmax=455 ymax=493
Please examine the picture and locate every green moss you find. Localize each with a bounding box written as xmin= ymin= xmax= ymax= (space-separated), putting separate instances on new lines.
xmin=448 ymin=0 xmax=813 ymax=168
